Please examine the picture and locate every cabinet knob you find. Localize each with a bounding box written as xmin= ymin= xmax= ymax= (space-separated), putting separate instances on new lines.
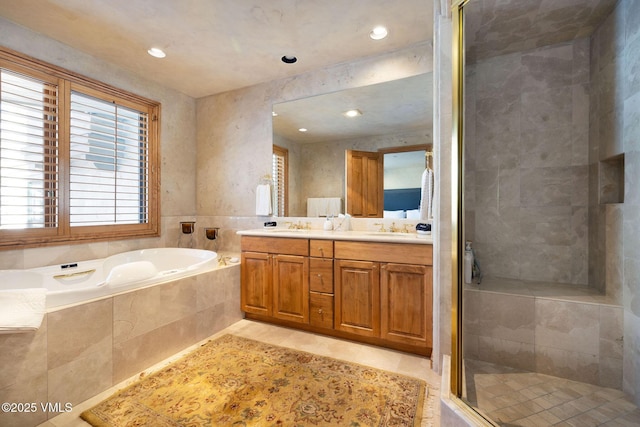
xmin=318 ymin=308 xmax=323 ymax=315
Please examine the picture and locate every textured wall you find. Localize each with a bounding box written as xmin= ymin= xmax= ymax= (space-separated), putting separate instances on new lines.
xmin=433 ymin=0 xmax=453 ymax=374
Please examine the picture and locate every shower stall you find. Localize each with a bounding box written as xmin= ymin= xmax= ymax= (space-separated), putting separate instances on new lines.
xmin=451 ymin=0 xmax=640 ymax=425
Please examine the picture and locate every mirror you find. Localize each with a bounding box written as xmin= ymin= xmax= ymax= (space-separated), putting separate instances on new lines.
xmin=272 ymin=73 xmax=433 ymax=217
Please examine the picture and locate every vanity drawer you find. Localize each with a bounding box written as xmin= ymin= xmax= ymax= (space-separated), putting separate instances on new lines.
xmin=310 ymin=239 xmax=333 ymax=258
xmin=334 ymin=241 xmax=432 ymax=265
xmin=309 ymin=258 xmax=334 ymax=293
xmin=310 ymin=292 xmax=334 ymax=329
xmin=241 ymin=236 xmax=308 ymax=256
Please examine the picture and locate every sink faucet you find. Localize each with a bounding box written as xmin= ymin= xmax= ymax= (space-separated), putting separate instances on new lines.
xmin=373 ymin=222 xmax=387 ymax=232
xmin=286 ymin=220 xmax=310 ymax=230
xmin=389 ymin=222 xmax=401 ymax=233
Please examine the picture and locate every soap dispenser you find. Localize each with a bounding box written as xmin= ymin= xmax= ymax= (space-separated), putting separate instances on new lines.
xmin=464 ymin=241 xmax=474 ymax=284
xmin=323 ymin=216 xmax=334 ymax=231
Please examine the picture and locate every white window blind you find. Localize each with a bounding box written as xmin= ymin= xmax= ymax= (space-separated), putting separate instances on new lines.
xmin=272 ymin=145 xmax=288 ymax=217
xmin=69 ymin=91 xmax=149 ymax=226
xmin=0 ymin=70 xmax=58 ymax=229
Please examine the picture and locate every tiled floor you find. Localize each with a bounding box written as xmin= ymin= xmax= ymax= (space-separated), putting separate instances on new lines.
xmin=463 ymin=358 xmax=640 ymax=426
xmin=41 ymin=319 xmax=441 ymax=426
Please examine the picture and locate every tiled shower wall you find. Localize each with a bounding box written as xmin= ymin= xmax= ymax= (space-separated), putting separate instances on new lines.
xmin=593 ymin=0 xmax=640 ymax=406
xmin=463 ymin=0 xmax=640 ymax=405
xmin=464 ymin=37 xmax=591 ymax=286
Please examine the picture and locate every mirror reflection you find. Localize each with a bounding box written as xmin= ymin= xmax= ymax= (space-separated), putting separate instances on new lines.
xmin=272 ymin=73 xmax=433 ymax=218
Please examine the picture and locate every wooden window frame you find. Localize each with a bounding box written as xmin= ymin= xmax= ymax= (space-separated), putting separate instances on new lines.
xmin=273 ymin=145 xmax=288 ymax=217
xmin=0 ymin=47 xmax=160 ymax=249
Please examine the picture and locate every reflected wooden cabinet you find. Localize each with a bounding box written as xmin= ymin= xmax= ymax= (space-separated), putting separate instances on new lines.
xmin=241 ymin=235 xmax=433 ymax=356
xmin=345 ymin=149 xmax=383 ymax=218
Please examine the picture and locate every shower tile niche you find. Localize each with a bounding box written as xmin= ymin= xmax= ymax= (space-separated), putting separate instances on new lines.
xmin=599 ymin=154 xmax=624 ymax=204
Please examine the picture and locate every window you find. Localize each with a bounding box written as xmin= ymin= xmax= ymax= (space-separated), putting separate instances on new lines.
xmin=0 ymin=48 xmax=160 ymax=248
xmin=69 ymin=89 xmax=149 ymax=226
xmin=0 ymin=69 xmax=58 ymax=230
xmin=272 ymin=145 xmax=288 ymax=217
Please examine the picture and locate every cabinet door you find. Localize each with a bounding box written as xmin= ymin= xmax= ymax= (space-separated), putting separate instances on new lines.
xmin=380 ymin=263 xmax=432 ymax=348
xmin=334 ymin=259 xmax=380 ymax=337
xmin=272 ymin=254 xmax=309 ymax=324
xmin=241 ymin=252 xmax=272 ymax=316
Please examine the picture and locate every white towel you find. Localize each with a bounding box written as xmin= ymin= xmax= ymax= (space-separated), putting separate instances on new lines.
xmin=0 ymin=288 xmax=46 ymax=334
xmin=307 ymin=197 xmax=341 ymax=217
xmin=419 ymin=168 xmax=434 ymax=221
xmin=326 ymin=198 xmax=341 ymax=216
xmin=256 ymin=184 xmax=272 ymax=216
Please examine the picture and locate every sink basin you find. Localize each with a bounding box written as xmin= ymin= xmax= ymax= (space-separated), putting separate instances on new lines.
xmin=364 ymin=232 xmax=415 ymax=238
xmin=265 ymin=228 xmax=308 ymax=233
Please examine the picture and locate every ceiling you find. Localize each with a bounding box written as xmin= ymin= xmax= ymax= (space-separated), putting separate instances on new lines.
xmin=465 ymin=0 xmax=619 ymax=62
xmin=0 ymin=0 xmax=434 ymax=98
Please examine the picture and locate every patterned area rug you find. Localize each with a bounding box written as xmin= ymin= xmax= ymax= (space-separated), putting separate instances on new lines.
xmin=81 ymin=334 xmax=427 ymax=426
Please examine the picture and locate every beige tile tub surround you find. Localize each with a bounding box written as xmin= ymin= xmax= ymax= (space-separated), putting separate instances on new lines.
xmin=0 ymin=263 xmax=241 ymax=427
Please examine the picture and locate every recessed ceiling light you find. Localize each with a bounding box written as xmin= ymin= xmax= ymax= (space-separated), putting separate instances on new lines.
xmin=344 ymin=109 xmax=362 ymax=118
xmin=298 ymin=128 xmax=308 ymax=132
xmin=272 ymin=111 xmax=278 ymax=117
xmin=369 ymin=26 xmax=388 ymax=40
xmin=281 ymin=55 xmax=298 ymax=64
xmin=147 ymin=47 xmax=166 ymax=58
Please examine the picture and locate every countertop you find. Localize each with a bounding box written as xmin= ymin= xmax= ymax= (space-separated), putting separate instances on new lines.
xmin=237 ymin=228 xmax=433 ymax=245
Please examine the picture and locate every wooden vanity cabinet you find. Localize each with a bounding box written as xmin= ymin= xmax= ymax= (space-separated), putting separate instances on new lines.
xmin=241 ymin=236 xmax=309 ymax=324
xmin=241 ymin=235 xmax=433 ymax=356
